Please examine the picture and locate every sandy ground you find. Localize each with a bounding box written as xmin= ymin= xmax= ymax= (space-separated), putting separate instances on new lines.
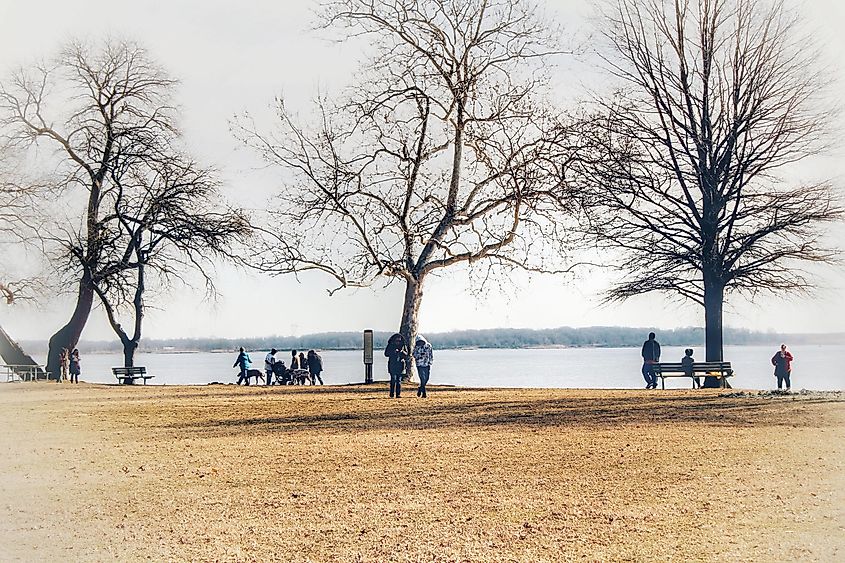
xmin=0 ymin=383 xmax=843 ymax=562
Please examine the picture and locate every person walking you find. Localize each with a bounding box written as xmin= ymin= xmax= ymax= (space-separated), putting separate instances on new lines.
xmin=233 ymin=347 xmax=252 ymax=385
xmin=384 ymin=333 xmax=408 ymax=399
xmin=307 ymin=350 xmax=324 ymax=385
xmin=412 ymin=335 xmax=433 ymax=398
xmin=68 ymin=349 xmax=81 ymax=384
xmin=641 ymin=332 xmax=661 ymax=389
xmin=771 ymin=344 xmax=794 ymax=391
xmin=264 ymin=348 xmax=278 ymax=386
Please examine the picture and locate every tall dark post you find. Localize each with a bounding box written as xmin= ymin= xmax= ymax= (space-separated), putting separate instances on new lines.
xmin=363 ymin=329 xmax=373 ymax=384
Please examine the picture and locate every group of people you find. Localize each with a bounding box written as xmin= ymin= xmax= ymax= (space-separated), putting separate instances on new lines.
xmin=232 ymin=334 xmax=434 ymax=397
xmin=640 ymin=332 xmax=795 ymax=391
xmin=57 ymin=348 xmax=81 ymax=383
xmin=232 ymin=347 xmax=324 ymax=386
xmin=384 ymin=333 xmax=433 ymax=398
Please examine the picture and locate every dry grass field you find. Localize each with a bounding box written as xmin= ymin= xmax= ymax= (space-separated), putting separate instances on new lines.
xmin=0 ymin=383 xmax=843 ymax=562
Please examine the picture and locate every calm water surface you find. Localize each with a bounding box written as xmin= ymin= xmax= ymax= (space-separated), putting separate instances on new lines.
xmin=21 ymin=345 xmax=844 ymax=390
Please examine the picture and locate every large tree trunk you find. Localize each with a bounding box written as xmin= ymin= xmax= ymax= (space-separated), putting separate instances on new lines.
xmin=702 ymin=274 xmax=730 ymax=388
xmin=46 ymin=277 xmax=95 ymax=380
xmin=398 ymin=276 xmax=424 ymax=382
xmin=122 ymin=337 xmax=138 ymax=368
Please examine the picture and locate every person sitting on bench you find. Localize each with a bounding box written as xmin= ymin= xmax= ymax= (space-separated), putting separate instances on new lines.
xmin=681 ymin=348 xmax=700 ymax=389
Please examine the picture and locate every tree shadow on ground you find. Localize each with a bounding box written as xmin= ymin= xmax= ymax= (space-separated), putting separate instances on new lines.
xmin=161 ymin=390 xmax=843 ymax=437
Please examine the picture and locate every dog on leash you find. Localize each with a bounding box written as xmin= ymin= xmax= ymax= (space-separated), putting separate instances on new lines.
xmin=236 ymin=368 xmax=264 ymax=385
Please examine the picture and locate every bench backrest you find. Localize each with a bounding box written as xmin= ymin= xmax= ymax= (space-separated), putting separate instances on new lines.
xmin=655 ymin=362 xmax=731 ymax=371
xmin=112 ymin=366 xmax=147 ymax=376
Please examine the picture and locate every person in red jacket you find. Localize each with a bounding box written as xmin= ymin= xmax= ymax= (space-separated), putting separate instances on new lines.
xmin=771 ymin=344 xmax=794 ymax=391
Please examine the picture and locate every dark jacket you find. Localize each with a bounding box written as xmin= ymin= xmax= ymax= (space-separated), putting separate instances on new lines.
xmin=641 ymin=339 xmax=661 ymax=363
xmin=772 ymin=351 xmax=793 ymax=377
xmin=384 ymin=341 xmax=408 ymax=376
xmin=307 ymin=352 xmax=323 ymax=374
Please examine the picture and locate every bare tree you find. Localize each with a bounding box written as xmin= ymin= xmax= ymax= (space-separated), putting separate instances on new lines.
xmin=83 ymin=154 xmax=251 ymax=367
xmin=578 ymin=0 xmax=842 ymax=380
xmin=0 ymin=39 xmax=186 ymax=378
xmin=0 ymin=151 xmax=49 ymax=305
xmin=237 ymin=0 xmax=582 ymax=352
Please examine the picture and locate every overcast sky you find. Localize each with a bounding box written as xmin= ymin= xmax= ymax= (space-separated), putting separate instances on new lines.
xmin=1 ymin=0 xmax=845 ymax=341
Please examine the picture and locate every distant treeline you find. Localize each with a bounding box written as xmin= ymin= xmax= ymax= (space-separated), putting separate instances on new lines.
xmin=20 ymin=326 xmax=843 ymax=354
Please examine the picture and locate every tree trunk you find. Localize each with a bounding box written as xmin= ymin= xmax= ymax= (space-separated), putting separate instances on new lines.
xmin=46 ymin=277 xmax=95 ymax=380
xmin=398 ymin=276 xmax=424 ymax=382
xmin=702 ymin=274 xmax=730 ymax=388
xmin=122 ymin=338 xmax=138 ymax=368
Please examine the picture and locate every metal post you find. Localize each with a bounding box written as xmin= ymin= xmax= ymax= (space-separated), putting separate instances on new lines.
xmin=363 ymin=329 xmax=374 ymax=384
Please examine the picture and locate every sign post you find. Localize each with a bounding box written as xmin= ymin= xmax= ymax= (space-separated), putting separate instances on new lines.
xmin=363 ymin=329 xmax=374 ymax=384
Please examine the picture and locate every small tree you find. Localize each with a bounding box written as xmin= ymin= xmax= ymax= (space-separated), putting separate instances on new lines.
xmin=578 ymin=0 xmax=842 ymax=378
xmin=87 ymin=156 xmax=250 ymax=367
xmin=237 ymin=0 xmax=581 ymax=351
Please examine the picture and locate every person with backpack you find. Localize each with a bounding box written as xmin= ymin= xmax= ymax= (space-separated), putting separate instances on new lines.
xmin=412 ymin=335 xmax=433 ymax=398
xmin=384 ymin=333 xmax=408 ymax=398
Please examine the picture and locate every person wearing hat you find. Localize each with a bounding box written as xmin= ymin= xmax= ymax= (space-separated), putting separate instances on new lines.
xmin=265 ymin=348 xmax=278 ymax=386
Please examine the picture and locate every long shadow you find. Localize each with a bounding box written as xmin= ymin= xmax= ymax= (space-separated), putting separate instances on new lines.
xmin=161 ymin=392 xmax=844 ymax=437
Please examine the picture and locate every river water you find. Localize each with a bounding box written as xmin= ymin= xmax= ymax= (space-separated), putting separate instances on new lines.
xmin=20 ymin=344 xmax=844 ymax=390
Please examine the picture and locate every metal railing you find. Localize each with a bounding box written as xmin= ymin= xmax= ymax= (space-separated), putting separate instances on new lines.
xmin=2 ymin=364 xmax=48 ymax=382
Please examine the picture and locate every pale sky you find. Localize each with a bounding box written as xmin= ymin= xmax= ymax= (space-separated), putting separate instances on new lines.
xmin=1 ymin=0 xmax=844 ymax=341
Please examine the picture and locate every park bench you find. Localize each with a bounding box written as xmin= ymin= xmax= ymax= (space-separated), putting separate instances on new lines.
xmin=112 ymin=366 xmax=155 ymax=385
xmin=652 ymin=361 xmax=733 ymax=389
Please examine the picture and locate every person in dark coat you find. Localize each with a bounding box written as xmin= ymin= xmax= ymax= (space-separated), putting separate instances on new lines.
xmin=384 ymin=333 xmax=408 ymax=398
xmin=307 ymin=350 xmax=324 ymax=385
xmin=681 ymin=348 xmax=699 ymax=389
xmin=290 ymin=350 xmax=300 ymax=370
xmin=641 ymin=332 xmax=661 ymax=389
xmin=771 ymin=344 xmax=794 ymax=391
xmin=69 ymin=349 xmax=81 ymax=384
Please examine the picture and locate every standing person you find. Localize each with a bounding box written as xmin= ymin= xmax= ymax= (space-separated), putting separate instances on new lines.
xmin=412 ymin=335 xmax=433 ymax=398
xmin=771 ymin=344 xmax=794 ymax=391
xmin=681 ymin=348 xmax=699 ymax=389
xmin=641 ymin=332 xmax=661 ymax=389
xmin=68 ymin=349 xmax=81 ymax=384
xmin=290 ymin=350 xmax=300 ymax=370
xmin=298 ymin=352 xmax=308 ymax=378
xmin=264 ymin=348 xmax=278 ymax=386
xmin=307 ymin=350 xmax=324 ymax=385
xmin=384 ymin=333 xmax=408 ymax=399
xmin=233 ymin=347 xmax=252 ymax=385
xmin=59 ymin=348 xmax=69 ymax=383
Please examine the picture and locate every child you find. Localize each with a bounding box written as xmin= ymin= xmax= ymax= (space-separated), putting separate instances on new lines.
xmin=681 ymin=348 xmax=700 ymax=389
